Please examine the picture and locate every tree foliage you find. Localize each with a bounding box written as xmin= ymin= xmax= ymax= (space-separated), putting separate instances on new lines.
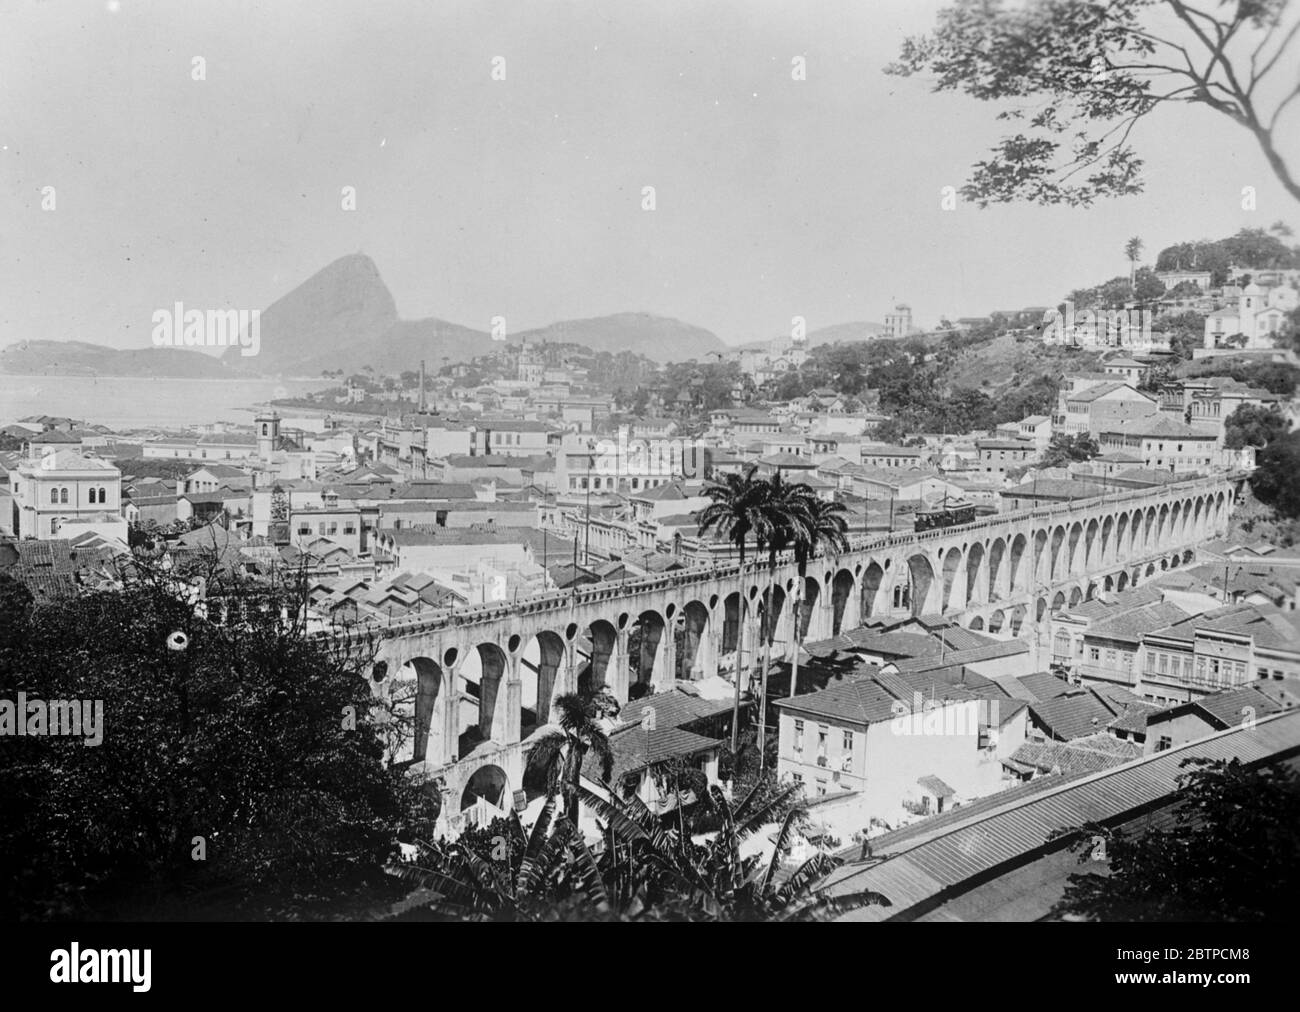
xmin=394 ymin=782 xmax=889 ymax=922
xmin=890 ymin=1 xmax=1300 ymax=206
xmin=1224 ymin=402 xmax=1290 ymax=449
xmin=0 ymin=559 xmax=426 ymax=920
xmin=1249 ymin=429 xmax=1300 ymax=517
xmin=1050 ymin=758 xmax=1300 ymax=921
xmin=1041 ymin=432 xmax=1101 ymax=467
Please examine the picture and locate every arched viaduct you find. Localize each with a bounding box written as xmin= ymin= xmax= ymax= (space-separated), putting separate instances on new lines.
xmin=354 ymin=476 xmax=1232 ymax=832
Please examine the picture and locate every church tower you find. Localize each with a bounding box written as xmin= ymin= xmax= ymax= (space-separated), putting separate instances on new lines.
xmin=256 ymin=411 xmax=280 ymax=460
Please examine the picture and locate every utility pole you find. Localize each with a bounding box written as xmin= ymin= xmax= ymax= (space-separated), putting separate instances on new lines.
xmin=584 ymin=442 xmax=594 ymax=566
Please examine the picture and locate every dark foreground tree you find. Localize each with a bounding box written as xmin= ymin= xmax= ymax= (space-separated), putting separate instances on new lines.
xmin=1050 ymin=757 xmax=1300 ymax=921
xmin=0 ymin=559 xmax=428 ymax=920
xmin=890 ymin=0 xmax=1300 ymax=206
xmin=1250 ymin=430 xmax=1300 ymax=517
xmin=1224 ymin=402 xmax=1289 ymax=449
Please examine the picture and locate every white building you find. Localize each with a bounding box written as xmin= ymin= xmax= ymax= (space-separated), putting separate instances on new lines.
xmin=11 ymin=443 xmax=123 ymax=541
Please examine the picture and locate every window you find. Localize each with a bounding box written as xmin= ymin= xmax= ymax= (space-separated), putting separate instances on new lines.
xmin=344 ymin=524 xmax=356 ymax=535
xmin=1259 ymin=667 xmax=1270 ymax=680
xmin=98 ymin=487 xmax=107 ymax=503
xmin=1158 ymin=653 xmax=1168 ymax=674
xmin=793 ymin=719 xmax=804 ymax=751
xmin=87 ymin=488 xmax=97 ymax=504
xmin=1156 ymin=736 xmax=1172 ymax=752
xmin=791 ymin=772 xmax=803 ymax=785
xmin=1089 ymin=647 xmax=1100 ymax=662
xmin=59 ymin=487 xmax=68 ymax=504
xmin=815 ymin=780 xmax=827 ymax=797
xmin=842 ymin=730 xmax=854 ymax=753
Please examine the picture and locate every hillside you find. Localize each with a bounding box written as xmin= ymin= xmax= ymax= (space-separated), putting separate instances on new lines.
xmin=940 ymin=332 xmax=1104 ymax=392
xmin=513 ymin=312 xmax=726 ymax=362
xmin=804 ymin=321 xmax=888 ymax=345
xmin=0 ymin=340 xmax=248 ymax=379
xmin=733 ymin=320 xmax=888 ymax=352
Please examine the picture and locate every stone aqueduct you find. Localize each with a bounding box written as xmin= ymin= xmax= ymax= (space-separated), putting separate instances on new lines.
xmin=359 ymin=475 xmax=1233 ymax=827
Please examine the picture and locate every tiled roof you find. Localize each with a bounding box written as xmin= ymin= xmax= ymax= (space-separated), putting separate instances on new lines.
xmin=1187 ymin=686 xmax=1285 ymax=728
xmin=1101 ymin=415 xmax=1213 ymax=439
xmin=1009 ymin=671 xmax=1072 ymax=701
xmin=774 ymin=672 xmax=904 ymax=727
xmin=1087 ymin=601 xmax=1190 ymax=644
xmin=890 ymin=640 xmax=1028 ymax=673
xmin=1029 ymin=688 xmax=1121 ymax=740
xmin=1010 ymin=734 xmax=1143 ymax=776
xmin=615 ymin=687 xmax=735 ymax=732
xmin=580 ymin=724 xmax=724 ymax=785
xmin=917 ymin=774 xmax=956 ymax=798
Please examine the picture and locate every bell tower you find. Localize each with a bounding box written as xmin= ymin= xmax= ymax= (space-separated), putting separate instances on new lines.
xmin=256 ymin=411 xmax=280 ymax=460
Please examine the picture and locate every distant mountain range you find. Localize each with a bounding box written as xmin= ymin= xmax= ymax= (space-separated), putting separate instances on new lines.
xmin=1 ymin=253 xmax=891 ymax=378
xmin=0 ymin=340 xmax=245 ymax=379
xmin=732 ymin=320 xmax=889 ymax=351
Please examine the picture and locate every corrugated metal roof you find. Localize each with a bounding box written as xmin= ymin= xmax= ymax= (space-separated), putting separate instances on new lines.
xmin=821 ymin=708 xmax=1300 ymax=919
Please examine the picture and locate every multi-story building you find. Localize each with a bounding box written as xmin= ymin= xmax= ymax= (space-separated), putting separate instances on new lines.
xmin=1139 ymin=603 xmax=1300 ymax=704
xmin=1203 ymin=282 xmax=1294 ymax=350
xmin=774 ymin=670 xmax=1026 ymax=822
xmin=1098 ymin=415 xmax=1221 ymax=473
xmin=884 ymin=303 xmax=913 ymax=340
xmin=860 ymin=444 xmax=926 ymax=470
xmin=974 ymin=437 xmax=1036 ymax=479
xmin=1054 ymin=376 xmax=1159 ymax=437
xmin=12 ymin=443 xmax=123 ymax=541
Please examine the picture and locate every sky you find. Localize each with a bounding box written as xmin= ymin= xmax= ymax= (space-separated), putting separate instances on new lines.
xmin=1 ymin=0 xmax=1298 ymax=350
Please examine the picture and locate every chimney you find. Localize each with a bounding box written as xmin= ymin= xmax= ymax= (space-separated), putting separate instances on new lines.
xmin=418 ymin=359 xmax=426 ymax=413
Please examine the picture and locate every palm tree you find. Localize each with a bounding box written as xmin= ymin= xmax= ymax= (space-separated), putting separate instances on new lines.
xmin=1125 ymin=236 xmax=1144 ymax=286
xmin=525 ymin=692 xmax=615 ymax=824
xmin=579 ymin=782 xmax=890 ymax=921
xmin=389 ymin=798 xmax=610 ymax=921
xmin=787 ymin=496 xmax=850 ymax=702
xmin=752 ymin=472 xmax=818 ymax=770
xmin=698 ymin=465 xmax=774 ymax=751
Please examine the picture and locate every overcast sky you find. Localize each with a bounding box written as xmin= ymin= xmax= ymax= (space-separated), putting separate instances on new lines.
xmin=2 ymin=0 xmax=1297 ymax=349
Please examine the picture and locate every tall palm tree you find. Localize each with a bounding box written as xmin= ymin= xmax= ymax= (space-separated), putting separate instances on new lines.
xmin=787 ymin=496 xmax=850 ymax=703
xmin=1125 ymin=236 xmax=1144 ymax=286
xmin=752 ymin=472 xmax=817 ymax=769
xmin=525 ymin=692 xmax=615 ymax=824
xmin=698 ymin=465 xmax=774 ymax=751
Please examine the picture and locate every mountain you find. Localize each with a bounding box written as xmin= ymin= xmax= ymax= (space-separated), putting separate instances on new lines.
xmin=228 ymin=256 xmax=725 ymax=372
xmin=512 ymin=312 xmax=727 ymax=361
xmin=804 ymin=321 xmax=888 ymax=345
xmin=10 ymin=254 xmax=733 ymax=378
xmin=223 ymin=253 xmax=401 ymax=376
xmin=0 ymin=340 xmax=247 ymax=379
xmin=732 ymin=320 xmax=888 ymax=351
